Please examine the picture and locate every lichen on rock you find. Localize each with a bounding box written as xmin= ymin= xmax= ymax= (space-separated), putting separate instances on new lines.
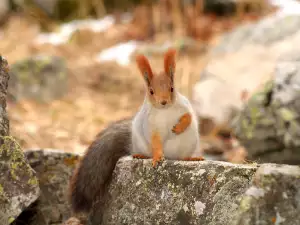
xmin=93 ymin=157 xmax=257 ymax=225
xmin=231 ymin=50 xmax=300 ymax=165
xmin=234 ymin=164 xmax=300 ymax=225
xmin=0 ymin=136 xmax=40 ymax=224
xmin=14 ymin=149 xmax=81 ymax=225
xmin=0 ymin=55 xmax=10 ymax=137
xmin=86 ymin=157 xmax=300 ymax=225
xmin=8 ymin=55 xmax=68 ymax=103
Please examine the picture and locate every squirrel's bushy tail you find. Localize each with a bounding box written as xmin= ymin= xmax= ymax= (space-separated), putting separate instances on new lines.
xmin=69 ymin=118 xmax=132 ymax=213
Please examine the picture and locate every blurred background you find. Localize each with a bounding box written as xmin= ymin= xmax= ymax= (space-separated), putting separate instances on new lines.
xmin=0 ymin=0 xmax=296 ymax=163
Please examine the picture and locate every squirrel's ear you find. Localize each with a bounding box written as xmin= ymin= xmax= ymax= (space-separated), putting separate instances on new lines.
xmin=164 ymin=48 xmax=176 ymax=80
xmin=136 ymin=54 xmax=153 ymax=86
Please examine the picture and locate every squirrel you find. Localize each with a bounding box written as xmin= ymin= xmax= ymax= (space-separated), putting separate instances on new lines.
xmin=132 ymin=48 xmax=203 ymax=166
xmin=68 ymin=49 xmax=204 ymax=221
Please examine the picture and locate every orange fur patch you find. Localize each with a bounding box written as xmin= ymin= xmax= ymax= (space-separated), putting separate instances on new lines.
xmin=172 ymin=112 xmax=192 ymax=134
xmin=151 ymin=131 xmax=164 ymax=167
xmin=164 ymin=48 xmax=176 ymax=76
xmin=136 ymin=54 xmax=154 ymax=80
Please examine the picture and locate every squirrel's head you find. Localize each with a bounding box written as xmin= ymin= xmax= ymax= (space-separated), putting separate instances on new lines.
xmin=136 ymin=49 xmax=176 ymax=109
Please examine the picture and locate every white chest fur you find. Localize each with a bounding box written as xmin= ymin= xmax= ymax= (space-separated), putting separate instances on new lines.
xmin=131 ymin=92 xmax=201 ymax=159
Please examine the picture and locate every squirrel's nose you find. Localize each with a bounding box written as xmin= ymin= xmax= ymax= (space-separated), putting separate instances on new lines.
xmin=161 ymin=101 xmax=167 ymax=106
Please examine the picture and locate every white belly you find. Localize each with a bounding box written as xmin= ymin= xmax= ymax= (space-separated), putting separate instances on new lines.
xmin=131 ymin=95 xmax=201 ymax=159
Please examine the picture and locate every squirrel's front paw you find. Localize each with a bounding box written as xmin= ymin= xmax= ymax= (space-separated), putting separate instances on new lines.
xmin=172 ymin=113 xmax=192 ymax=134
xmin=172 ymin=124 xmax=183 ymax=134
xmin=152 ymin=155 xmax=164 ymax=168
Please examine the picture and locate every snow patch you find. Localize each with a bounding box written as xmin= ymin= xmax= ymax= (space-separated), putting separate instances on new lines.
xmin=95 ymin=41 xmax=140 ymax=66
xmin=34 ymin=13 xmax=132 ymax=45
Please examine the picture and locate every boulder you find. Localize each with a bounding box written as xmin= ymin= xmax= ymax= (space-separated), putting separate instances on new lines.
xmin=90 ymin=157 xmax=300 ymax=225
xmin=192 ymin=14 xmax=300 ymax=131
xmin=0 ymin=56 xmax=9 ymax=136
xmin=14 ymin=149 xmax=81 ymax=225
xmin=94 ymin=157 xmax=258 ymax=225
xmin=8 ymin=55 xmax=68 ymax=103
xmin=0 ymin=56 xmax=40 ymax=225
xmin=234 ymin=164 xmax=300 ymax=225
xmin=231 ymin=50 xmax=300 ymax=165
xmin=0 ymin=137 xmax=40 ymax=225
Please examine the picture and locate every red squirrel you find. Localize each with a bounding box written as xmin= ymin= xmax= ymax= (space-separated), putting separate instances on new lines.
xmin=68 ymin=49 xmax=204 ymax=221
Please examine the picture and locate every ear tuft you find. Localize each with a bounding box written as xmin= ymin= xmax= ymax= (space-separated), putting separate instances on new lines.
xmin=136 ymin=54 xmax=153 ymax=85
xmin=164 ymin=49 xmax=176 ymax=79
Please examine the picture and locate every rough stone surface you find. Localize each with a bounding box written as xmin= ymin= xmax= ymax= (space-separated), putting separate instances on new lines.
xmin=0 ymin=137 xmax=40 ymax=225
xmin=93 ymin=157 xmax=257 ymax=225
xmin=192 ymin=14 xmax=300 ymax=126
xmin=89 ymin=158 xmax=300 ymax=225
xmin=231 ymin=50 xmax=300 ymax=165
xmin=13 ymin=149 xmax=81 ymax=225
xmin=0 ymin=56 xmax=10 ymax=136
xmin=8 ymin=55 xmax=68 ymax=103
xmin=234 ymin=164 xmax=300 ymax=225
xmin=0 ymin=56 xmax=40 ymax=225
xmin=212 ymin=14 xmax=300 ymax=55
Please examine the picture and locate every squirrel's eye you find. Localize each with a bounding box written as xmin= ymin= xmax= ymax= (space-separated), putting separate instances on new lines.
xmin=150 ymin=89 xmax=154 ymax=95
xmin=170 ymin=87 xmax=174 ymax=92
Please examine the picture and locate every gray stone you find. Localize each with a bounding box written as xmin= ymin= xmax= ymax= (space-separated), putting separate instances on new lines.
xmin=8 ymin=55 xmax=68 ymax=103
xmin=213 ymin=15 xmax=300 ymax=55
xmin=89 ymin=158 xmax=300 ymax=225
xmin=0 ymin=56 xmax=9 ymax=136
xmin=0 ymin=137 xmax=40 ymax=225
xmin=231 ymin=50 xmax=300 ymax=165
xmin=234 ymin=164 xmax=300 ymax=225
xmin=192 ymin=14 xmax=300 ymax=133
xmin=0 ymin=56 xmax=40 ymax=225
xmin=94 ymin=157 xmax=257 ymax=225
xmin=15 ymin=149 xmax=81 ymax=225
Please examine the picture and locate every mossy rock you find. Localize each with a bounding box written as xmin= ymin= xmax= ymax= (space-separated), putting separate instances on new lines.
xmin=231 ymin=52 xmax=300 ymax=165
xmin=12 ymin=149 xmax=81 ymax=225
xmin=0 ymin=55 xmax=9 ymax=137
xmin=0 ymin=136 xmax=40 ymax=224
xmin=94 ymin=158 xmax=257 ymax=225
xmin=8 ymin=55 xmax=68 ymax=103
xmin=92 ymin=157 xmax=300 ymax=225
xmin=234 ymin=164 xmax=300 ymax=225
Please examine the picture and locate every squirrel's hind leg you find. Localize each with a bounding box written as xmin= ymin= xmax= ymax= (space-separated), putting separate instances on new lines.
xmin=151 ymin=131 xmax=164 ymax=167
xmin=132 ymin=154 xmax=150 ymax=159
xmin=172 ymin=112 xmax=192 ymax=134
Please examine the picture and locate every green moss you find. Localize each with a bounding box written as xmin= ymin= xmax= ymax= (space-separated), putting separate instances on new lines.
xmin=278 ymin=108 xmax=296 ymax=121
xmin=239 ymin=195 xmax=253 ymax=212
xmin=260 ymin=174 xmax=277 ymax=187
xmin=242 ymin=118 xmax=253 ymax=139
xmin=8 ymin=217 xmax=15 ymax=224
xmin=28 ymin=177 xmax=39 ymax=186
xmin=0 ymin=183 xmax=4 ymax=200
xmin=0 ymin=136 xmax=38 ymax=186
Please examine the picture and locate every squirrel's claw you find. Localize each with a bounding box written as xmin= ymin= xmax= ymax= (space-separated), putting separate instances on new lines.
xmin=152 ymin=155 xmax=164 ymax=168
xmin=172 ymin=124 xmax=182 ymax=134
